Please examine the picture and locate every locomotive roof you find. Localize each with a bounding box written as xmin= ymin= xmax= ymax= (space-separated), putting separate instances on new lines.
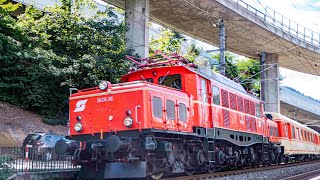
xmin=193 ymin=67 xmax=247 ymax=94
xmin=123 ymin=65 xmax=258 ymax=101
xmin=266 ymin=112 xmax=319 ymax=135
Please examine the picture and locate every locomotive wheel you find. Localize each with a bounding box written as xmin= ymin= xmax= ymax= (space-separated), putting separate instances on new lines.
xmin=185 ymin=165 xmax=195 ymax=176
xmin=151 ymin=172 xmax=163 ymax=180
xmin=208 ymin=167 xmax=216 ymax=174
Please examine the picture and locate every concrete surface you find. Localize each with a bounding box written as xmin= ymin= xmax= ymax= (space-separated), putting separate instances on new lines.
xmin=106 ymin=0 xmax=320 ymax=75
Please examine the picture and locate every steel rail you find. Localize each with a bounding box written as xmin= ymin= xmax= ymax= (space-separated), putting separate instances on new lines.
xmin=162 ymin=160 xmax=320 ymax=180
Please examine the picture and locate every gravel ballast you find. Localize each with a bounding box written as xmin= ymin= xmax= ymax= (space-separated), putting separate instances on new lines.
xmin=214 ymin=161 xmax=320 ymax=180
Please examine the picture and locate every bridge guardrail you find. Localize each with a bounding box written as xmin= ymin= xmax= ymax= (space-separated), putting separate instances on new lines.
xmin=234 ymin=0 xmax=320 ymax=47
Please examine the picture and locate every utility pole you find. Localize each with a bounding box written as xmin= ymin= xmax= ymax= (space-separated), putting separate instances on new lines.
xmin=260 ymin=52 xmax=266 ymax=102
xmin=219 ymin=20 xmax=226 ymax=75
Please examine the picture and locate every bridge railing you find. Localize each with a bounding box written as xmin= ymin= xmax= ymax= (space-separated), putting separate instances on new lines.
xmin=0 ymin=147 xmax=79 ymax=179
xmin=234 ymin=0 xmax=320 ymax=47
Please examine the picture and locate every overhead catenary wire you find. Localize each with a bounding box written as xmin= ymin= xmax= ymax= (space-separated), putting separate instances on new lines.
xmin=182 ymin=0 xmax=320 ymax=67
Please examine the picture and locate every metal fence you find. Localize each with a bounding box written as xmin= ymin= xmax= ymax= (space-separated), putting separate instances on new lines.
xmin=233 ymin=0 xmax=320 ymax=47
xmin=0 ymin=147 xmax=79 ymax=177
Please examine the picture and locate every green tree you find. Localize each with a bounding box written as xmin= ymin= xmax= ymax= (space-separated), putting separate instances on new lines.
xmin=211 ymin=52 xmax=261 ymax=95
xmin=149 ymin=27 xmax=202 ymax=61
xmin=149 ymin=28 xmax=186 ymax=55
xmin=0 ymin=0 xmax=130 ymax=125
xmin=184 ymin=40 xmax=202 ymax=62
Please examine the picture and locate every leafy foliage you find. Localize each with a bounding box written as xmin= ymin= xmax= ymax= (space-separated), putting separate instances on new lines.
xmin=149 ymin=27 xmax=202 ymax=62
xmin=0 ymin=0 xmax=130 ymax=125
xmin=0 ymin=156 xmax=15 ymax=180
xmin=212 ymin=52 xmax=261 ymax=95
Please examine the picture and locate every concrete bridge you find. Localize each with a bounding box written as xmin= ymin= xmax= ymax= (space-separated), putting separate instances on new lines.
xmin=280 ymin=86 xmax=320 ymax=126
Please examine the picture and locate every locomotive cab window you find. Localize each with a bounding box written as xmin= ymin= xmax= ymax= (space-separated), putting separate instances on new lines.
xmin=158 ymin=74 xmax=182 ymax=90
xmin=212 ymin=85 xmax=220 ymax=105
xmin=166 ymin=100 xmax=175 ymax=120
xmin=152 ymin=97 xmax=163 ymax=118
xmin=142 ymin=78 xmax=154 ymax=83
xmin=178 ymin=103 xmax=187 ymax=122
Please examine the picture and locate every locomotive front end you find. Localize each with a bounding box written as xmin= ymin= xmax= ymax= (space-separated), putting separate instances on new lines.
xmin=55 ymin=81 xmax=152 ymax=179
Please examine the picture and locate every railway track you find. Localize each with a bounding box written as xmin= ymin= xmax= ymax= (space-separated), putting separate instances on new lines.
xmin=162 ymin=160 xmax=320 ymax=180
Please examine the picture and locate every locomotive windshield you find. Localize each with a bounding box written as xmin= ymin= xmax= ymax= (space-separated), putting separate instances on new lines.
xmin=158 ymin=74 xmax=182 ymax=90
xmin=142 ymin=78 xmax=154 ymax=83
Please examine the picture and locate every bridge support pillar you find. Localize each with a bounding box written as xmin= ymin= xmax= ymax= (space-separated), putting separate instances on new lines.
xmin=261 ymin=53 xmax=280 ymax=113
xmin=125 ymin=0 xmax=149 ymax=58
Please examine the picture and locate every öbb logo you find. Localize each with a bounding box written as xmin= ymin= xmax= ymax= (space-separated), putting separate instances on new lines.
xmin=74 ymin=99 xmax=88 ymax=112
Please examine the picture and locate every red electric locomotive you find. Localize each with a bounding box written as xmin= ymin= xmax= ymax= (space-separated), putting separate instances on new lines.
xmin=56 ymin=51 xmax=283 ymax=179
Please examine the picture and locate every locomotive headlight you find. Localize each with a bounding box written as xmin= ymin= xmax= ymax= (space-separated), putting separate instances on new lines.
xmin=74 ymin=122 xmax=83 ymax=132
xmin=124 ymin=117 xmax=133 ymax=128
xmin=98 ymin=81 xmax=108 ymax=90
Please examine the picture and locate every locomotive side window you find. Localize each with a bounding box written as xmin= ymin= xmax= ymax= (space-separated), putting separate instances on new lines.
xmin=178 ymin=103 xmax=187 ymax=122
xmin=250 ymin=101 xmax=255 ymax=116
xmin=152 ymin=97 xmax=163 ymax=118
xmin=212 ymin=85 xmax=220 ymax=105
xmin=221 ymin=89 xmax=229 ymax=108
xmin=244 ymin=99 xmax=250 ymax=114
xmin=166 ymin=100 xmax=175 ymax=120
xmin=237 ymin=96 xmax=244 ymax=112
xmin=158 ymin=74 xmax=182 ymax=90
xmin=229 ymin=93 xmax=237 ymax=110
xmin=255 ymin=103 xmax=261 ymax=118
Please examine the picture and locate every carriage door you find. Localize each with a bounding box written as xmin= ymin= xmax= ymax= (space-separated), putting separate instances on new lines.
xmin=164 ymin=95 xmax=177 ymax=131
xmin=200 ymin=78 xmax=209 ymax=128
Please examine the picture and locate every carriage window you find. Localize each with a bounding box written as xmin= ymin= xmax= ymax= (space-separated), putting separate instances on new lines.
xmin=152 ymin=97 xmax=163 ymax=118
xmin=158 ymin=74 xmax=181 ymax=90
xmin=201 ymin=79 xmax=207 ymax=103
xmin=276 ymin=128 xmax=279 ymax=137
xmin=178 ymin=103 xmax=187 ymax=122
xmin=166 ymin=100 xmax=175 ymax=120
xmin=212 ymin=85 xmax=220 ymax=105
xmin=285 ymin=124 xmax=288 ymax=137
xmin=256 ymin=103 xmax=261 ymax=118
xmin=292 ymin=126 xmax=295 ymax=139
xmin=309 ymin=133 xmax=311 ymax=142
xmin=296 ymin=128 xmax=299 ymax=140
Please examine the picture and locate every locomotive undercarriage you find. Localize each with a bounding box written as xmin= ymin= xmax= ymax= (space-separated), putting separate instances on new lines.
xmin=57 ymin=128 xmax=283 ymax=179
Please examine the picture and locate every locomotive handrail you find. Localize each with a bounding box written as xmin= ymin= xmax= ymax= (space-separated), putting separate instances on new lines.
xmin=135 ymin=105 xmax=142 ymax=131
